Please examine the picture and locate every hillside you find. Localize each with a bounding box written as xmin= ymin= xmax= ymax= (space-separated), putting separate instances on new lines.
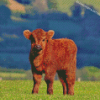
xmin=0 ymin=0 xmax=100 ymax=69
xmin=6 ymin=0 xmax=100 ymax=16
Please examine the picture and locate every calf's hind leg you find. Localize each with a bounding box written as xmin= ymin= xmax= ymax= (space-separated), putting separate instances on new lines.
xmin=57 ymin=71 xmax=67 ymax=95
xmin=65 ymin=71 xmax=76 ymax=95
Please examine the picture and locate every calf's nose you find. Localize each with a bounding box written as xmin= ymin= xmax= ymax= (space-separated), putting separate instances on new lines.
xmin=35 ymin=45 xmax=42 ymax=51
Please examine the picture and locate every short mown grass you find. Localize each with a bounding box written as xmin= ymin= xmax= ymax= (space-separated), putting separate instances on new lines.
xmin=0 ymin=80 xmax=100 ymax=100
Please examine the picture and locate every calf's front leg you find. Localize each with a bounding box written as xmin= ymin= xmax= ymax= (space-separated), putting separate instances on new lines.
xmin=32 ymin=72 xmax=42 ymax=94
xmin=44 ymin=71 xmax=56 ymax=95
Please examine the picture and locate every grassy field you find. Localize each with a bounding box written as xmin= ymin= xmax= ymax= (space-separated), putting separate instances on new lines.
xmin=0 ymin=67 xmax=28 ymax=80
xmin=0 ymin=72 xmax=26 ymax=78
xmin=0 ymin=80 xmax=100 ymax=100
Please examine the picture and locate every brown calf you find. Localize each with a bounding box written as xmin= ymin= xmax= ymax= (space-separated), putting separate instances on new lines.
xmin=23 ymin=29 xmax=77 ymax=95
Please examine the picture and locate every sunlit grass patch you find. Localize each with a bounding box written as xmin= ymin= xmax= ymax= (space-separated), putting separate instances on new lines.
xmin=0 ymin=72 xmax=26 ymax=78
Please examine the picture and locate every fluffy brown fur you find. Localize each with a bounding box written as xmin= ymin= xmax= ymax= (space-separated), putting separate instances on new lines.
xmin=23 ymin=29 xmax=77 ymax=95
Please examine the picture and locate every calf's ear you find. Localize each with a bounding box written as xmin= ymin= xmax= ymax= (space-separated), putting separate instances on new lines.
xmin=47 ymin=30 xmax=54 ymax=39
xmin=23 ymin=30 xmax=31 ymax=40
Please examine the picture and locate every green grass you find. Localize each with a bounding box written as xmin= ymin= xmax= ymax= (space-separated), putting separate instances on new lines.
xmin=0 ymin=67 xmax=27 ymax=80
xmin=0 ymin=80 xmax=100 ymax=100
xmin=0 ymin=72 xmax=26 ymax=78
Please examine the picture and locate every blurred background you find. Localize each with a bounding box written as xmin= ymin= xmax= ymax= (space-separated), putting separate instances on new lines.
xmin=0 ymin=0 xmax=100 ymax=81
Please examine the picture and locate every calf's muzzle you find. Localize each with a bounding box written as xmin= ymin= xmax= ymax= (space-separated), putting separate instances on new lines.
xmin=34 ymin=45 xmax=42 ymax=51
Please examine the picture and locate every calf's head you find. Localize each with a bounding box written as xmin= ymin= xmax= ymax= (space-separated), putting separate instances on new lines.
xmin=23 ymin=29 xmax=54 ymax=55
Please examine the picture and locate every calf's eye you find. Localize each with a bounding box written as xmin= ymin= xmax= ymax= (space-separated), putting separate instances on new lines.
xmin=42 ymin=39 xmax=45 ymax=41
